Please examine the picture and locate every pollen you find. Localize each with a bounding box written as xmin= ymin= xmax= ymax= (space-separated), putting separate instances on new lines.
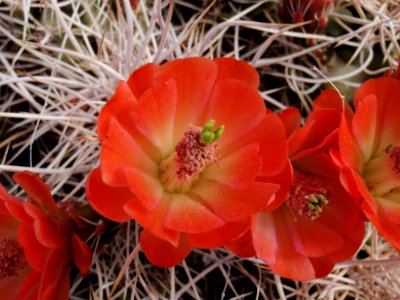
xmin=159 ymin=124 xmax=220 ymax=193
xmin=386 ymin=144 xmax=400 ymax=175
xmin=0 ymin=238 xmax=26 ymax=280
xmin=286 ymin=174 xmax=330 ymax=220
xmin=175 ymin=126 xmax=218 ymax=181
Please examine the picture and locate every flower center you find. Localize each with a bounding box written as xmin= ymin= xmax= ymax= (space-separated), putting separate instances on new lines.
xmin=159 ymin=120 xmax=224 ymax=193
xmin=0 ymin=238 xmax=26 ymax=280
xmin=363 ymin=144 xmax=400 ymax=196
xmin=285 ymin=174 xmax=330 ymax=220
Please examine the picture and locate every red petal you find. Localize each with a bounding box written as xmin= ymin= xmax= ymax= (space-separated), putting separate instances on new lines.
xmin=140 ymin=230 xmax=192 ymax=267
xmin=132 ymin=79 xmax=177 ymax=155
xmin=100 ymin=117 xmax=158 ymax=187
xmin=290 ymin=218 xmax=344 ymax=257
xmin=225 ymin=228 xmax=256 ymax=258
xmin=86 ymin=168 xmax=132 ymax=222
xmin=124 ymin=168 xmax=164 ymax=210
xmin=214 ymin=57 xmax=259 ymax=89
xmin=221 ymin=111 xmax=288 ymax=177
xmin=252 ymin=210 xmax=324 ymax=281
xmin=206 ymin=79 xmax=266 ymax=151
xmin=71 ymin=234 xmax=92 ymax=276
xmin=38 ymin=248 xmax=70 ymax=300
xmin=279 ymin=107 xmax=301 ymax=138
xmin=187 ymin=219 xmax=248 ymax=248
xmin=164 ymin=194 xmax=224 ymax=233
xmin=33 ymin=218 xmax=69 ymax=248
xmin=124 ymin=197 xmax=179 ymax=246
xmin=258 ymin=159 xmax=293 ymax=211
xmin=339 ymin=115 xmax=364 ymax=173
xmin=18 ymin=224 xmax=50 ymax=271
xmin=192 ymin=180 xmax=280 ymax=222
xmin=156 ymin=57 xmax=218 ymax=139
xmin=127 ymin=63 xmax=159 ymax=99
xmin=13 ymin=172 xmax=63 ymax=220
xmin=98 ymin=80 xmax=138 ymax=141
xmin=4 ymin=199 xmax=32 ymax=224
xmin=18 ymin=270 xmax=40 ymax=300
xmin=202 ymin=143 xmax=262 ymax=188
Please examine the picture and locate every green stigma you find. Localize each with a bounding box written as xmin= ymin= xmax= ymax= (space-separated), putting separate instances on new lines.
xmin=199 ymin=120 xmax=224 ymax=145
xmin=307 ymin=194 xmax=328 ymax=212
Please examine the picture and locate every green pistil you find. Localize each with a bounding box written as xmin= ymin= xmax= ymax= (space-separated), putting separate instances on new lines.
xmin=307 ymin=194 xmax=328 ymax=212
xmin=199 ymin=120 xmax=224 ymax=145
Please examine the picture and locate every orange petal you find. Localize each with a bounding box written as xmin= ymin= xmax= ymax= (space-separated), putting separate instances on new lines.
xmin=224 ymin=227 xmax=256 ymax=258
xmin=86 ymin=168 xmax=132 ymax=222
xmin=202 ymin=143 xmax=262 ymax=188
xmin=352 ymin=94 xmax=377 ymax=161
xmin=71 ymin=234 xmax=92 ymax=276
xmin=220 ymin=111 xmax=288 ymax=177
xmin=127 ymin=62 xmax=159 ymax=99
xmin=339 ymin=115 xmax=364 ymax=173
xmin=156 ymin=57 xmax=218 ymax=140
xmin=214 ymin=57 xmax=259 ymax=89
xmin=192 ymin=180 xmax=280 ymax=222
xmin=124 ymin=168 xmax=164 ymax=210
xmin=187 ymin=219 xmax=249 ymax=249
xmin=164 ymin=194 xmax=224 ymax=233
xmin=98 ymin=80 xmax=138 ymax=141
xmin=140 ymin=230 xmax=191 ymax=268
xmin=132 ymin=79 xmax=177 ymax=155
xmin=206 ymin=79 xmax=266 ymax=151
xmin=124 ymin=196 xmax=179 ymax=246
xmin=100 ymin=117 xmax=158 ymax=187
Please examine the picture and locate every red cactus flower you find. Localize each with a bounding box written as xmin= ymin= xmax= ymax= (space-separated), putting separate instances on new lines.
xmin=279 ymin=0 xmax=335 ymax=29
xmin=0 ymin=172 xmax=92 ymax=300
xmin=333 ymin=77 xmax=400 ymax=251
xmin=0 ymin=189 xmax=30 ymax=299
xmin=86 ymin=57 xmax=288 ymax=267
xmin=228 ymin=90 xmax=364 ymax=280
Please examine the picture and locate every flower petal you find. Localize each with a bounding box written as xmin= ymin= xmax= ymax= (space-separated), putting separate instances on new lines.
xmin=132 ymin=79 xmax=177 ymax=156
xmin=124 ymin=168 xmax=164 ymax=211
xmin=279 ymin=107 xmax=301 ymax=138
xmin=86 ymin=168 xmax=132 ymax=222
xmin=202 ymin=143 xmax=262 ymax=188
xmin=13 ymin=172 xmax=63 ymax=220
xmin=164 ymin=194 xmax=225 ymax=233
xmin=38 ymin=248 xmax=70 ymax=300
xmin=127 ymin=63 xmax=159 ymax=99
xmin=33 ymin=218 xmax=69 ymax=248
xmin=192 ymin=181 xmax=280 ymax=222
xmin=18 ymin=224 xmax=50 ymax=271
xmin=97 ymin=80 xmax=137 ymax=141
xmin=140 ymin=230 xmax=192 ymax=267
xmin=100 ymin=117 xmax=158 ymax=187
xmin=71 ymin=234 xmax=92 ymax=276
xmin=206 ymin=79 xmax=266 ymax=151
xmin=352 ymin=94 xmax=377 ymax=161
xmin=18 ymin=270 xmax=40 ymax=300
xmin=156 ymin=57 xmax=218 ymax=140
xmin=187 ymin=219 xmax=249 ymax=248
xmin=124 ymin=196 xmax=179 ymax=246
xmin=214 ymin=57 xmax=259 ymax=89
xmin=339 ymin=115 xmax=364 ymax=173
